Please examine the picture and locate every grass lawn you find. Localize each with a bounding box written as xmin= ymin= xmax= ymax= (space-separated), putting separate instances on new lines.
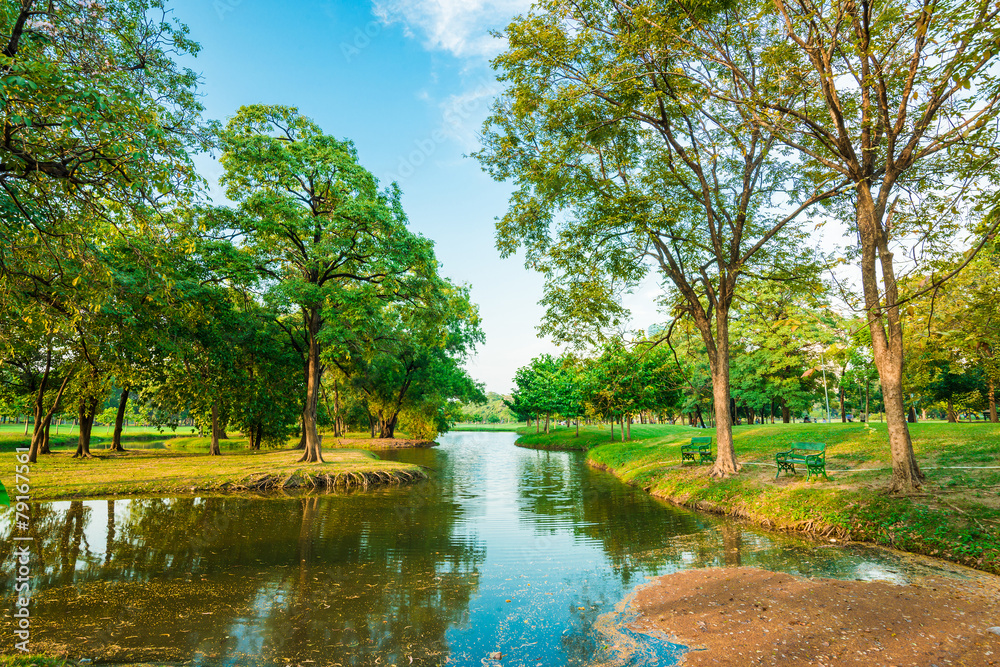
xmin=1 ymin=442 xmax=426 ymax=500
xmin=450 ymin=422 xmax=526 ymax=432
xmin=519 ymin=421 xmax=1000 ymax=574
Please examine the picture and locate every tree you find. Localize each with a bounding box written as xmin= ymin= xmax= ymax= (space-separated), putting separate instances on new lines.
xmin=219 ymin=105 xmax=437 ymax=463
xmin=331 ymin=281 xmax=485 ymax=439
xmin=696 ymin=0 xmax=1000 ymax=491
xmin=476 ymin=1 xmax=840 ymax=476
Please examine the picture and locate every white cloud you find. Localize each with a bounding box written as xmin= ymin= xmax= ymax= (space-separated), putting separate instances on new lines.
xmin=438 ymin=79 xmax=501 ymax=150
xmin=374 ymin=0 xmax=532 ymax=59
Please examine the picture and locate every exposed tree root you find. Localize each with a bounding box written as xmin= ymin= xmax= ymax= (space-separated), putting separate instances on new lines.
xmin=226 ymin=467 xmax=427 ymax=492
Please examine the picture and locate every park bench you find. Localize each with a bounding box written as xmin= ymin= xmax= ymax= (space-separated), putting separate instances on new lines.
xmin=681 ymin=436 xmax=714 ymax=465
xmin=775 ymin=442 xmax=827 ymax=480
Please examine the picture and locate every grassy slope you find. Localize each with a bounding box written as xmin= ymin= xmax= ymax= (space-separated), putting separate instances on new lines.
xmin=520 ymin=421 xmax=1000 ymax=573
xmin=2 ymin=443 xmax=425 ymax=500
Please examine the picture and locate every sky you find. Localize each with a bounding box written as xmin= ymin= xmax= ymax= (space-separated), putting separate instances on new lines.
xmin=168 ymin=0 xmax=843 ymax=395
xmin=169 ymin=0 xmax=584 ymax=394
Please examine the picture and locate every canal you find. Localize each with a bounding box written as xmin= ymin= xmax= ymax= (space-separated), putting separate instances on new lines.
xmin=0 ymin=431 xmax=974 ymax=665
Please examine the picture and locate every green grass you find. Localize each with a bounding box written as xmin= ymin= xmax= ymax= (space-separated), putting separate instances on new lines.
xmin=0 ymin=422 xmax=199 ymax=453
xmin=451 ymin=422 xmax=526 ymax=432
xmin=0 ymin=443 xmax=426 ymax=500
xmin=519 ymin=421 xmax=1000 ymax=574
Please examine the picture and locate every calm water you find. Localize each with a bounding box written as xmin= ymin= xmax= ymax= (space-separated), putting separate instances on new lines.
xmin=0 ymin=431 xmax=978 ymax=665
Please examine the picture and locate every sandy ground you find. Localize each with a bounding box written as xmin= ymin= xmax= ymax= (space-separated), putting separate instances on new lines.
xmin=630 ymin=566 xmax=1000 ymax=666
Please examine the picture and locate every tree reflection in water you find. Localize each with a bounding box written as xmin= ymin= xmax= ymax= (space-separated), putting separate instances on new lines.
xmin=0 ymin=488 xmax=484 ymax=664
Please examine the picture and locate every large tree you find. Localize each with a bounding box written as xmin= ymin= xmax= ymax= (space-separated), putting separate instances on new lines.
xmin=476 ymin=1 xmax=841 ymax=475
xmin=219 ymin=105 xmax=437 ymax=463
xmin=682 ymin=0 xmax=1000 ymax=490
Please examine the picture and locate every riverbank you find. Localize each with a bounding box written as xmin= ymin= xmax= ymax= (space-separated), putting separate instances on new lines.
xmin=517 ymin=422 xmax=1000 ymax=574
xmin=628 ymin=565 xmax=1000 ymax=666
xmin=0 ymin=446 xmax=427 ymax=500
xmin=327 ymin=437 xmax=437 ymax=449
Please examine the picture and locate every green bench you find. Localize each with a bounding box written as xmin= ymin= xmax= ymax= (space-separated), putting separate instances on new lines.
xmin=681 ymin=436 xmax=714 ymax=465
xmin=775 ymin=442 xmax=828 ymax=480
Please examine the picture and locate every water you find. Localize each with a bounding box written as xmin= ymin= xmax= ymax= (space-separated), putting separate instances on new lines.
xmin=0 ymin=432 xmax=983 ymax=665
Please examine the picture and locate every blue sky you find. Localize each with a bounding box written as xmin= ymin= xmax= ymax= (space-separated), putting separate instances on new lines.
xmin=171 ymin=0 xmax=667 ymax=393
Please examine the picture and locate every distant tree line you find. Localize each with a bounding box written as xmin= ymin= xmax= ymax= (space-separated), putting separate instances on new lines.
xmin=509 ymin=258 xmax=1000 ymax=440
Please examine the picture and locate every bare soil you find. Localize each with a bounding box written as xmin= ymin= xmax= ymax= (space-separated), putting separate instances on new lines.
xmin=630 ymin=566 xmax=1000 ymax=666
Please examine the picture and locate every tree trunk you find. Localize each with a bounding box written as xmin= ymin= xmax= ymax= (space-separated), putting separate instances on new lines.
xmin=298 ymin=308 xmax=325 ymax=463
xmin=907 ymin=406 xmax=917 ymax=423
xmin=626 ymin=415 xmax=631 ymax=441
xmin=209 ymin=403 xmax=222 ymax=456
xmin=840 ymin=386 xmax=846 ymax=422
xmin=41 ymin=416 xmax=51 ymax=454
xmin=856 ymin=185 xmax=923 ymax=493
xmin=110 ymin=388 xmax=129 ymax=452
xmin=708 ymin=320 xmax=739 ymax=477
xmin=544 ymin=413 xmax=549 ymax=434
xmin=576 ymin=417 xmax=579 ymax=437
xmin=865 ymin=380 xmax=870 ymax=422
xmin=990 ymin=378 xmax=998 ymax=424
xmin=947 ymin=397 xmax=958 ymax=423
xmin=73 ymin=397 xmax=98 ymax=459
xmin=379 ymin=411 xmax=400 ymax=439
xmin=295 ymin=411 xmax=307 ymax=450
xmin=333 ymin=379 xmax=343 ymax=437
xmin=781 ymin=401 xmax=791 ymax=424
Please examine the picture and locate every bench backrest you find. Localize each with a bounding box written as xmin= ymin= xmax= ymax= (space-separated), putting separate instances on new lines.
xmin=789 ymin=442 xmax=825 ymax=453
xmin=690 ymin=436 xmax=712 ymax=446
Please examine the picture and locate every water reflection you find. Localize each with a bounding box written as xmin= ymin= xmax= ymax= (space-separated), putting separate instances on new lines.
xmin=1 ymin=431 xmax=986 ymax=666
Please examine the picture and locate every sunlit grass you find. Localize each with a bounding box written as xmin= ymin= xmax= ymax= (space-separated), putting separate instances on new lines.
xmin=0 ymin=445 xmax=424 ymax=500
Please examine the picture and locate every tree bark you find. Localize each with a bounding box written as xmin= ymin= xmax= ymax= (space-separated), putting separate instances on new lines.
xmin=298 ymin=308 xmax=325 ymax=463
xmin=781 ymin=401 xmax=791 ymax=424
xmin=544 ymin=413 xmax=549 ymax=434
xmin=295 ymin=411 xmax=307 ymax=450
xmin=907 ymin=405 xmax=917 ymax=423
xmin=989 ymin=378 xmax=998 ymax=423
xmin=703 ymin=320 xmax=741 ymax=477
xmin=946 ymin=397 xmax=957 ymax=423
xmin=110 ymin=388 xmax=129 ymax=452
xmin=209 ymin=403 xmax=222 ymax=456
xmin=73 ymin=397 xmax=98 ymax=458
xmin=840 ymin=386 xmax=846 ymax=422
xmin=854 ymin=185 xmax=923 ymax=492
xmin=379 ymin=412 xmax=400 ymax=439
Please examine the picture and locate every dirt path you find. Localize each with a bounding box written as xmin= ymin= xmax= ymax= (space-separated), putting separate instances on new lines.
xmin=629 ymin=566 xmax=1000 ymax=666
